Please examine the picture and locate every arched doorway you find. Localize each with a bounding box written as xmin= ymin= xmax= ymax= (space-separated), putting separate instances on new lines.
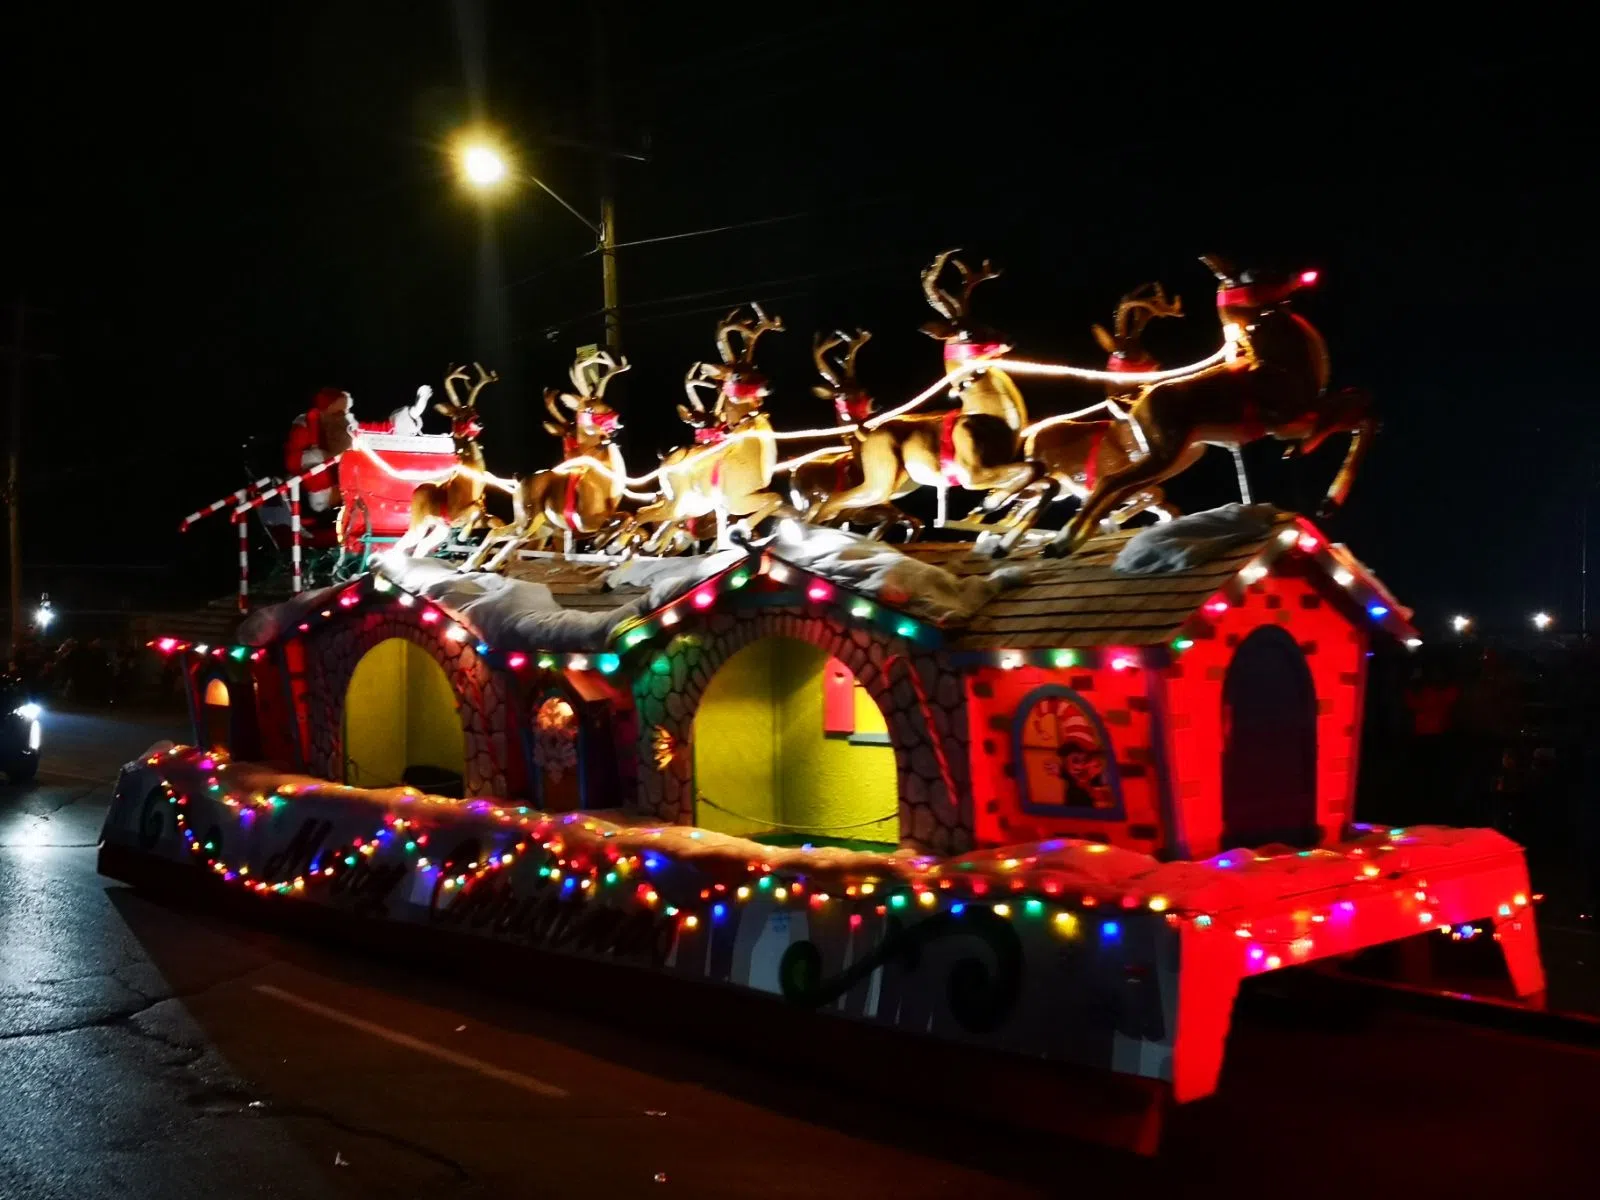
xmin=533 ymin=694 xmax=583 ymax=811
xmin=344 ymin=637 xmax=466 ymax=794
xmin=693 ymin=636 xmax=898 ymax=847
xmin=201 ymin=677 xmax=231 ymax=751
xmin=1222 ymin=625 xmax=1318 ymax=848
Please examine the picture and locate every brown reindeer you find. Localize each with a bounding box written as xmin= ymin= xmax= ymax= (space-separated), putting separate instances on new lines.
xmin=812 ymin=251 xmax=1052 ymax=536
xmin=1048 ymin=257 xmax=1375 ymax=556
xmin=400 ymin=363 xmax=499 ymax=557
xmin=981 ymin=283 xmax=1199 ymax=544
xmin=788 ymin=329 xmax=921 ymax=539
xmin=463 ymin=351 xmax=631 ymax=570
xmin=622 ymin=305 xmax=789 ymax=554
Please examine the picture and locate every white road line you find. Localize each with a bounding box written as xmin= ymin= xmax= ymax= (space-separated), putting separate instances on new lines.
xmin=252 ymin=984 xmax=570 ymax=1099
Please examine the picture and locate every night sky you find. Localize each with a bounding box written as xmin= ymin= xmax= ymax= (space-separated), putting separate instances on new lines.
xmin=4 ymin=6 xmax=1592 ymax=631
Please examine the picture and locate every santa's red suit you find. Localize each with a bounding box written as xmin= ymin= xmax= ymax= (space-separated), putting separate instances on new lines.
xmin=284 ymin=388 xmax=348 ymax=514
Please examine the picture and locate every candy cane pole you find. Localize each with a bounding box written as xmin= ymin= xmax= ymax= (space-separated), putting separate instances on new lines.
xmin=289 ymin=477 xmax=302 ymax=594
xmin=180 ymin=477 xmax=274 ymax=531
xmin=235 ymin=507 xmax=250 ymax=612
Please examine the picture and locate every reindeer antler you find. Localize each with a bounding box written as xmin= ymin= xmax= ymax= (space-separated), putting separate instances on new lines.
xmin=812 ymin=331 xmax=846 ymax=388
xmin=570 ymin=349 xmax=630 ymax=399
xmin=681 ymin=362 xmax=717 ymax=412
xmin=464 ymin=363 xmax=499 ymax=408
xmin=840 ymin=327 xmax=871 ymax=377
xmin=716 ymin=304 xmax=785 ymax=365
xmin=921 ymin=249 xmax=960 ymax=319
xmin=440 ymin=364 xmax=472 ymax=408
xmin=922 ymin=251 xmax=1001 ymax=322
xmin=1113 ymin=283 xmax=1184 ymax=342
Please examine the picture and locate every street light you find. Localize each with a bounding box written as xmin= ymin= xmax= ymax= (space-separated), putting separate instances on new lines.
xmin=1532 ymin=611 xmax=1554 ymax=631
xmin=1450 ymin=614 xmax=1471 ymax=634
xmin=452 ymin=129 xmax=621 ymax=353
xmin=461 ymin=144 xmax=507 ymax=189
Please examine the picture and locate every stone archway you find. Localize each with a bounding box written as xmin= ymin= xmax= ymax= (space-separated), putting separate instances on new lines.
xmin=632 ymin=605 xmax=971 ymax=854
xmin=301 ymin=605 xmax=512 ymax=796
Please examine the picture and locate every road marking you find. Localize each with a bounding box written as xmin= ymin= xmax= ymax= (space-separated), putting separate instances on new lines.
xmin=252 ymin=984 xmax=570 ymax=1098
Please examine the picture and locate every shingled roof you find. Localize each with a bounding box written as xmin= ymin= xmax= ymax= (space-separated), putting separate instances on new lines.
xmin=900 ymin=527 xmax=1283 ymax=649
xmin=501 ymin=557 xmax=650 ymax=614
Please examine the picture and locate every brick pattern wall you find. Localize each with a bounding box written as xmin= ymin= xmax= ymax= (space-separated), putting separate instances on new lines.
xmin=300 ymin=608 xmax=512 ymax=797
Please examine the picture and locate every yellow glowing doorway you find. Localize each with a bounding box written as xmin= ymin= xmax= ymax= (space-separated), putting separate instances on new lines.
xmin=343 ymin=637 xmax=465 ymax=791
xmin=693 ymin=637 xmax=897 ymax=846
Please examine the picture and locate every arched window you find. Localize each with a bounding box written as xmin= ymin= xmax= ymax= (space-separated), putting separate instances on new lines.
xmin=1011 ymin=685 xmax=1124 ymax=819
xmin=201 ymin=676 xmax=231 ymax=750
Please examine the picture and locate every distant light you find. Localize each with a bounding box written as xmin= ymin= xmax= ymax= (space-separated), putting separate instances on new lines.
xmin=1204 ymin=598 xmax=1229 ymax=616
xmin=444 ymin=624 xmax=469 ymax=642
xmin=1299 ymin=269 xmax=1320 ymax=286
xmin=32 ymin=598 xmax=54 ymax=630
xmin=1296 ymin=532 xmax=1320 ymax=553
xmin=1100 ymin=920 xmax=1121 ymax=940
xmin=1404 ymin=637 xmax=1423 ymax=649
xmin=806 ymin=581 xmax=832 ymax=602
xmin=1332 ymin=567 xmax=1354 ymax=586
xmin=462 ymin=144 xmax=507 ymax=188
xmin=1451 ymin=614 xmax=1471 ymax=634
xmin=692 ymin=588 xmax=715 ymax=609
xmin=1532 ymin=611 xmax=1554 ymax=631
xmin=506 ymin=652 xmax=527 ymax=670
xmin=1109 ymin=654 xmax=1135 ymax=672
xmin=1368 ymin=604 xmax=1389 ymax=619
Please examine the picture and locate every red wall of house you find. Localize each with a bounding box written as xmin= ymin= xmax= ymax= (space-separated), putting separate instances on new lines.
xmin=1159 ymin=567 xmax=1368 ymax=859
xmin=965 ymin=661 xmax=1166 ymax=854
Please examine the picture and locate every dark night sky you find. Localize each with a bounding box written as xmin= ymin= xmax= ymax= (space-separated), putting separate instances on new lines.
xmin=3 ymin=5 xmax=1594 ymax=630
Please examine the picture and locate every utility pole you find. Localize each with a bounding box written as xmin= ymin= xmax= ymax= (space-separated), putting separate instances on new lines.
xmin=3 ymin=302 xmax=55 ymax=657
xmin=593 ymin=8 xmax=621 ymax=355
xmin=5 ymin=304 xmax=26 ymax=656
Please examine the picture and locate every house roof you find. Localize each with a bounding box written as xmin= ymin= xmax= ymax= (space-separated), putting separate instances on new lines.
xmin=500 ymin=557 xmax=650 ymax=614
xmin=899 ymin=529 xmax=1283 ymax=649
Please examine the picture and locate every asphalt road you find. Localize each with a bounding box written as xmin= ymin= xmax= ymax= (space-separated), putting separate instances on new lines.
xmin=6 ymin=708 xmax=1600 ymax=1199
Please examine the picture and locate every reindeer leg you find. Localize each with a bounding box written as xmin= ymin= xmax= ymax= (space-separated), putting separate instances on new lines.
xmin=1320 ymin=417 xmax=1375 ymax=517
xmin=814 ymin=437 xmax=901 ymax=525
xmin=1050 ymin=449 xmax=1179 ymax=557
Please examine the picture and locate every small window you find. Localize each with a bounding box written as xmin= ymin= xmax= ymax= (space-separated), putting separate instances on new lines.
xmin=1011 ymin=685 xmax=1125 ymax=819
xmin=201 ymin=676 xmax=231 ymax=750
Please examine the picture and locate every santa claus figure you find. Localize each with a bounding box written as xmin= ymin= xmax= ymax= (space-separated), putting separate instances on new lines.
xmin=284 ymin=388 xmax=357 ymax=514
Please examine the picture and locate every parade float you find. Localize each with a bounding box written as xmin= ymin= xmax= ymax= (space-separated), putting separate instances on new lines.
xmin=103 ymin=252 xmax=1542 ymax=1116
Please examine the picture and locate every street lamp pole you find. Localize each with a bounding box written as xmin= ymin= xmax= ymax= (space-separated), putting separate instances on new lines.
xmin=592 ymin=9 xmax=620 ymax=355
xmin=458 ymin=143 xmax=622 ymax=355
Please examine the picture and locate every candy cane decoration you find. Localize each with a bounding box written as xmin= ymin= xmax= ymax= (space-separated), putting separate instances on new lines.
xmin=231 ymin=453 xmax=347 ymax=516
xmin=180 ymin=477 xmax=274 ymax=531
xmin=235 ymin=506 xmax=250 ymax=612
xmin=289 ymin=477 xmax=303 ymax=594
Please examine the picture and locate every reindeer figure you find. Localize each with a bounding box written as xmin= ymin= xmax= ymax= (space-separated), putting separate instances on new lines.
xmin=1048 ymin=256 xmax=1374 ymax=556
xmin=463 ymin=352 xmax=631 ymax=570
xmin=982 ymin=283 xmax=1198 ymax=544
xmin=788 ymin=329 xmax=921 ymax=539
xmin=399 ymin=363 xmax=498 ymax=557
xmin=811 ymin=251 xmax=1052 ymax=539
xmin=623 ymin=305 xmax=789 ymax=554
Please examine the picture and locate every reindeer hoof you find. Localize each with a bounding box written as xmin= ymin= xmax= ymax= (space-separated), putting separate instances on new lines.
xmin=974 ymin=530 xmax=1006 ymax=558
xmin=980 ymin=491 xmax=1011 ymax=514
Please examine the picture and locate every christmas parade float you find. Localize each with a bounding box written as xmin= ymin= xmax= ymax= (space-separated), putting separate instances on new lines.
xmin=104 ymin=252 xmax=1543 ymax=1118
